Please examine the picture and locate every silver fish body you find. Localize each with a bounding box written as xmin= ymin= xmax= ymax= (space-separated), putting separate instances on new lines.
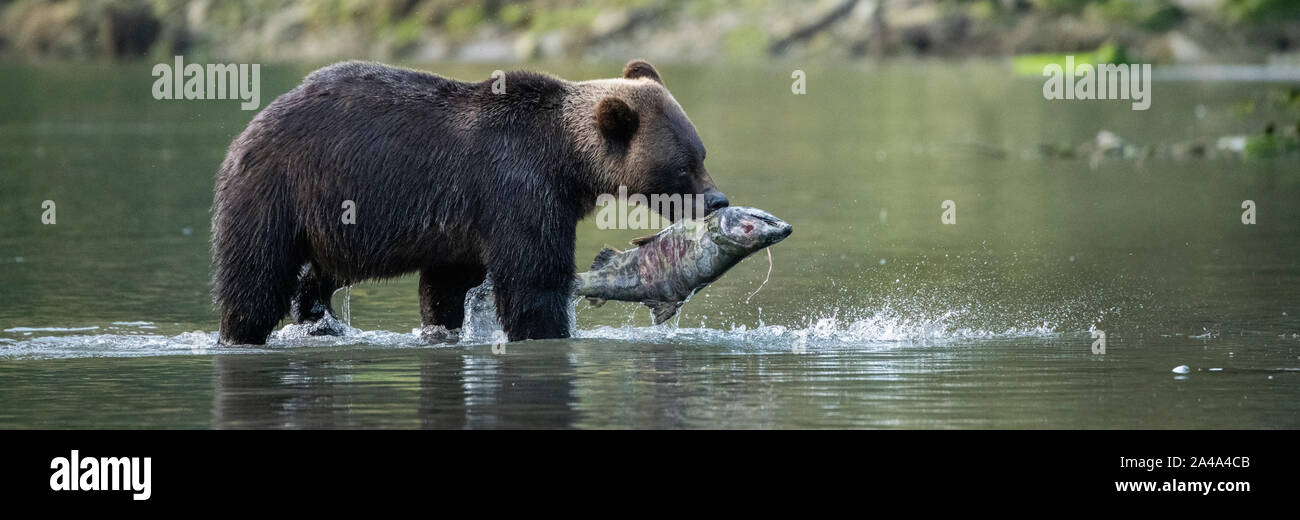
xmin=575 ymin=206 xmax=792 ymax=323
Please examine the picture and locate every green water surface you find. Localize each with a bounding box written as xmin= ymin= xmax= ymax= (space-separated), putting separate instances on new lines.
xmin=1 ymin=62 xmax=1297 ymax=428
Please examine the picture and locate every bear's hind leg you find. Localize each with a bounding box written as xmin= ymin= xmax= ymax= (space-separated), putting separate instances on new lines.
xmin=291 ymin=263 xmax=345 ymax=336
xmin=418 ymin=265 xmax=486 ymax=343
xmin=215 ymin=255 xmax=301 ymax=346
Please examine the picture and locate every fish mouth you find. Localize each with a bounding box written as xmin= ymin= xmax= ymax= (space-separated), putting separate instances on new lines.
xmin=768 ymin=223 xmax=793 ymax=245
xmin=753 ymin=212 xmax=793 ymax=242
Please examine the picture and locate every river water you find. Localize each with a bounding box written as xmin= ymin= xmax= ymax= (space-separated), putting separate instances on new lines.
xmin=1 ymin=62 xmax=1297 ymax=428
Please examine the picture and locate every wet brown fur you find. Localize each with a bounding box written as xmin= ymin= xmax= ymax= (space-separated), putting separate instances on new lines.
xmin=212 ymin=59 xmax=725 ymax=344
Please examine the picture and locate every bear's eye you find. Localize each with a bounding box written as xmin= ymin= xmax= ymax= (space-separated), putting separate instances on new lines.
xmin=676 ymin=167 xmax=689 ymax=178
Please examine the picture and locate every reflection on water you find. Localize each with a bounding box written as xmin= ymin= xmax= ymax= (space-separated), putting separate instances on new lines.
xmin=214 ymin=337 xmax=1300 ymax=429
xmin=1 ymin=62 xmax=1299 ymax=428
xmin=3 ymin=334 xmax=1298 ymax=429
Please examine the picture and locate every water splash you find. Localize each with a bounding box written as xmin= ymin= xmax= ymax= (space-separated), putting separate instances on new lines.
xmin=1 ymin=296 xmax=1072 ymax=359
xmin=575 ymin=306 xmax=1061 ymax=351
xmin=454 ymin=280 xmax=1056 ymax=349
xmin=460 ymin=278 xmax=502 ymax=343
xmin=0 ymin=330 xmax=225 ymax=358
xmin=340 ymin=286 xmax=352 ymax=326
xmin=4 ymin=326 xmax=100 ymax=333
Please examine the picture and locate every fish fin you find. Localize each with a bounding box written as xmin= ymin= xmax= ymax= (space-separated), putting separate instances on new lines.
xmin=646 ymin=301 xmax=684 ymax=325
xmin=630 ymin=233 xmax=660 ymax=247
xmin=589 ymin=246 xmax=620 ymax=270
xmin=586 ymin=297 xmax=606 ymax=308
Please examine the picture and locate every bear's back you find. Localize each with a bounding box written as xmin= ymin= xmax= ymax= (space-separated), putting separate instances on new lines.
xmin=301 ymin=61 xmax=467 ymax=97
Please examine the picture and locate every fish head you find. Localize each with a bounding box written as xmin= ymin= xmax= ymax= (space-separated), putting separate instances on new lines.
xmin=710 ymin=206 xmax=792 ymax=252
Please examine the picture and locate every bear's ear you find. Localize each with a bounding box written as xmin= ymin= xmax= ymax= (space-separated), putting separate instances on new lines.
xmin=623 ymin=59 xmax=662 ymax=85
xmin=596 ymin=97 xmax=639 ymax=143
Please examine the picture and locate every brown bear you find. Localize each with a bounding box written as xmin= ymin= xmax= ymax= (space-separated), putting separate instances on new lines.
xmin=211 ymin=60 xmax=728 ymax=344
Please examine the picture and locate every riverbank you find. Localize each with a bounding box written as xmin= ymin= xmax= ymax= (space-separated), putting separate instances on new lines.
xmin=2 ymin=0 xmax=1299 ymax=65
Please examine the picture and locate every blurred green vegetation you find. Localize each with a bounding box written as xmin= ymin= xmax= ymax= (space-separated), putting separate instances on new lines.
xmin=1011 ymin=41 xmax=1131 ymax=75
xmin=1224 ymin=0 xmax=1300 ymax=23
xmin=0 ymin=0 xmax=1298 ymax=63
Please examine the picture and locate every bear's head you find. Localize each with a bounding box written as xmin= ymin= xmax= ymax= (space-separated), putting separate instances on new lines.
xmin=576 ymin=60 xmax=728 ymax=221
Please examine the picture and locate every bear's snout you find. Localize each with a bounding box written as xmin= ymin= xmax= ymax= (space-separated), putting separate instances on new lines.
xmin=704 ymin=190 xmax=729 ymax=213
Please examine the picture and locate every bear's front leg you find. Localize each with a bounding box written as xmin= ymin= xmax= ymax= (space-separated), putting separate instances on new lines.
xmin=492 ymin=280 xmax=574 ymax=341
xmin=486 ymin=225 xmax=576 ymax=342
